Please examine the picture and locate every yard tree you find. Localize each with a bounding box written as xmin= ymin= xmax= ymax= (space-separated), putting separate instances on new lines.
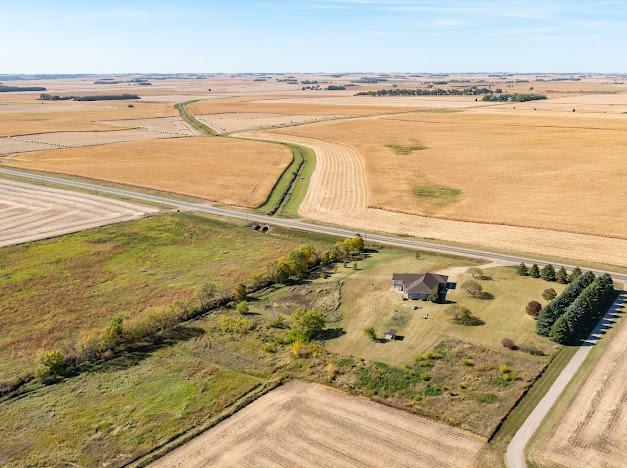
xmin=541 ymin=264 xmax=556 ymax=282
xmin=569 ymin=266 xmax=582 ymax=282
xmin=468 ymin=267 xmax=483 ymax=279
xmin=462 ymin=280 xmax=483 ymax=298
xmin=556 ymin=266 xmax=569 ymax=284
xmin=428 ymin=288 xmax=439 ymax=303
xmin=35 ymin=350 xmax=66 ymax=380
xmin=516 ymin=262 xmax=529 ymax=276
xmin=542 ymin=288 xmax=557 ymax=301
xmin=526 ymin=301 xmax=542 ymax=318
xmin=290 ymin=308 xmax=326 ymax=342
xmin=197 ymin=282 xmax=217 ymax=309
xmin=529 ymin=264 xmax=541 ymax=278
xmin=272 ymin=259 xmax=293 ymax=283
xmin=363 ymin=326 xmax=377 ymax=342
xmin=548 ymin=315 xmax=571 ymax=344
xmin=233 ymin=283 xmax=248 ymax=302
xmin=288 ymin=249 xmax=308 ymax=275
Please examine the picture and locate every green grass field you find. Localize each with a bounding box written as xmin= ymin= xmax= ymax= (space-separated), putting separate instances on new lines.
xmin=0 ymin=212 xmax=334 ymax=382
xmin=0 ymin=314 xmax=274 ymax=466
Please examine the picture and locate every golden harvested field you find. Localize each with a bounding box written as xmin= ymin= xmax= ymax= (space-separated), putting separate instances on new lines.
xmin=151 ymin=381 xmax=484 ymax=468
xmin=252 ymin=95 xmax=499 ymax=109
xmin=265 ymin=111 xmax=627 ymax=239
xmin=529 ymin=298 xmax=626 ymax=468
xmin=196 ymin=112 xmax=349 ymax=134
xmin=238 ymin=129 xmax=627 ymax=268
xmin=3 ymin=136 xmax=292 ymax=207
xmin=188 ymin=97 xmax=405 ymax=116
xmin=0 ymin=101 xmax=178 ymax=136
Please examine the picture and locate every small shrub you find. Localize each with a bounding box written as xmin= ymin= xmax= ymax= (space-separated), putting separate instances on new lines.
xmin=542 ymin=288 xmax=557 ymax=301
xmin=468 ymin=267 xmax=483 ymax=278
xmin=419 ymin=373 xmax=431 ymax=381
xmin=218 ymin=315 xmax=254 ymax=334
xmin=461 ymin=358 xmax=474 ymax=367
xmin=269 ymin=315 xmax=288 ymax=329
xmin=516 ymin=262 xmax=528 ymax=276
xmin=518 ymin=343 xmax=545 ymax=356
xmin=34 ymin=350 xmax=65 ymax=380
xmin=526 ymin=301 xmax=542 ymax=318
xmin=458 ymin=383 xmax=467 ymax=389
xmin=498 ymin=364 xmax=510 ymax=374
xmin=263 ymin=343 xmax=277 ymax=353
xmin=291 ymin=341 xmax=304 ymax=357
xmin=236 ymin=301 xmax=249 ymax=315
xmin=423 ymin=386 xmax=442 ymax=396
xmin=232 ymin=283 xmax=248 ymax=302
xmin=501 ymin=337 xmax=517 ymax=350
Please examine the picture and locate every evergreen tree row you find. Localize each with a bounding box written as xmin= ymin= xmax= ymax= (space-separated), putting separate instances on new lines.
xmin=549 ymin=274 xmax=615 ymax=344
xmin=535 ymin=271 xmax=596 ymax=336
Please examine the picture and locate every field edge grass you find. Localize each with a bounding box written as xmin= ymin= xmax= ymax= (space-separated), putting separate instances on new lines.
xmin=175 ymin=100 xmax=217 ymax=136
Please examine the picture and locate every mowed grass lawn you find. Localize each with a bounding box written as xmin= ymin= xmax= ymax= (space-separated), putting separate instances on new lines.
xmin=0 ymin=316 xmax=274 ymax=467
xmin=0 ymin=212 xmax=333 ymax=381
xmin=326 ymin=251 xmax=563 ymax=367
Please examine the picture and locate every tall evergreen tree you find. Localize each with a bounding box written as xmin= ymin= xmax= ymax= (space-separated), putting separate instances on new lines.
xmin=556 ymin=266 xmax=569 ymax=284
xmin=529 ymin=264 xmax=540 ymax=278
xmin=569 ymin=266 xmax=582 ymax=282
xmin=516 ymin=262 xmax=528 ymax=276
xmin=541 ymin=264 xmax=556 ymax=281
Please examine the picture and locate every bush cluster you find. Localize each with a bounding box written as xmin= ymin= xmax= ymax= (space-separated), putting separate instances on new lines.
xmin=549 ymin=274 xmax=614 ymax=344
xmin=536 ymin=271 xmax=595 ymax=336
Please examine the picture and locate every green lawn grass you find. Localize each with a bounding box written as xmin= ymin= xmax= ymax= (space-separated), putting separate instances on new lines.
xmin=325 ymin=252 xmax=562 ymax=367
xmin=0 ymin=212 xmax=334 ymax=381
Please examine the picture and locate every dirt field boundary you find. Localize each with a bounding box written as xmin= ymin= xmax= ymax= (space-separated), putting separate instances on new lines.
xmin=126 ymin=378 xmax=285 ymax=468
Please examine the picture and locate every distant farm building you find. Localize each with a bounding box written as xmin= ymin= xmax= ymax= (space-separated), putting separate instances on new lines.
xmin=384 ymin=328 xmax=398 ymax=340
xmin=392 ymin=273 xmax=456 ymax=301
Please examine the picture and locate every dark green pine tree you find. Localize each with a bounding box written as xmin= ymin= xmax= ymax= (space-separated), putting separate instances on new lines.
xmin=541 ymin=264 xmax=556 ymax=282
xmin=516 ymin=262 xmax=528 ymax=276
xmin=549 ymin=315 xmax=571 ymax=344
xmin=556 ymin=266 xmax=569 ymax=284
xmin=529 ymin=264 xmax=540 ymax=278
xmin=569 ymin=266 xmax=582 ymax=282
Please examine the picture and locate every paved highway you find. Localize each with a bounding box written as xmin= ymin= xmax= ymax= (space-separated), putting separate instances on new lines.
xmin=1 ymin=166 xmax=625 ymax=283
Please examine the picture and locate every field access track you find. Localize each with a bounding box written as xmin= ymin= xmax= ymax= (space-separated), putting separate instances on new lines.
xmin=150 ymin=381 xmax=483 ymax=467
xmin=0 ymin=178 xmax=158 ymax=247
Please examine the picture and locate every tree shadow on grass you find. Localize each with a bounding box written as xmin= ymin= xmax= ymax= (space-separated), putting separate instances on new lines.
xmin=74 ymin=326 xmax=205 ymax=376
xmin=319 ymin=328 xmax=345 ymax=340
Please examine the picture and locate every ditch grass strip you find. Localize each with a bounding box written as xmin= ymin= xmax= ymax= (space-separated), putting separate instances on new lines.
xmin=175 ymin=100 xmax=217 ymax=136
xmin=126 ymin=377 xmax=285 ymax=467
xmin=249 ymin=142 xmax=314 ymax=216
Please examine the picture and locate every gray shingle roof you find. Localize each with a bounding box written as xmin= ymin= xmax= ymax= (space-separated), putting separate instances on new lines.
xmin=392 ymin=273 xmax=449 ymax=295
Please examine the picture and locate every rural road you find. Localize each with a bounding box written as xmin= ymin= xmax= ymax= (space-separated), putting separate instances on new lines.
xmin=1 ymin=166 xmax=626 ymax=284
xmin=505 ymin=291 xmax=626 ymax=468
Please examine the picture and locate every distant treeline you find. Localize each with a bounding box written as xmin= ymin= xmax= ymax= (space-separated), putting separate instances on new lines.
xmin=39 ymin=93 xmax=140 ymax=101
xmin=94 ymin=78 xmax=151 ymax=85
xmin=0 ymin=85 xmax=47 ymax=92
xmin=0 ymin=74 xmax=89 ymax=81
xmin=356 ymin=86 xmax=493 ymax=96
xmin=482 ymin=93 xmax=547 ymax=102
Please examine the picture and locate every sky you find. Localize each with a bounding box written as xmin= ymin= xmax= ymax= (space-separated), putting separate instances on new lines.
xmin=2 ymin=0 xmax=626 ymax=73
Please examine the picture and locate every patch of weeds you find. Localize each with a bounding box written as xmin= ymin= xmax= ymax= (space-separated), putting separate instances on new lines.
xmin=386 ymin=144 xmax=426 ymax=155
xmin=471 ymin=392 xmax=498 ymax=404
xmin=415 ymin=184 xmax=461 ymax=199
xmin=423 ymin=385 xmax=442 ymax=397
xmin=355 ymin=362 xmax=421 ymax=398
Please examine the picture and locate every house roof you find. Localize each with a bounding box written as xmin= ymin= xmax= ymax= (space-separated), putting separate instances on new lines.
xmin=385 ymin=328 xmax=397 ymax=335
xmin=392 ymin=272 xmax=449 ymax=295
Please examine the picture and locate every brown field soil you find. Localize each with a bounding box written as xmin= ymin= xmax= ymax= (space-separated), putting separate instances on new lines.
xmin=0 ymin=178 xmax=157 ymax=248
xmin=3 ymin=136 xmax=292 ymax=208
xmin=150 ymin=381 xmax=484 ymax=468
xmin=237 ymin=129 xmax=627 ymax=268
xmin=529 ymin=301 xmax=626 ymax=468
xmin=0 ymin=101 xmax=178 ymax=136
xmin=102 ymin=116 xmax=197 ymax=136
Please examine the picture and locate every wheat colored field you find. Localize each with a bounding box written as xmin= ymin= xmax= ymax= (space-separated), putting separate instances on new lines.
xmin=151 ymin=381 xmax=484 ymax=468
xmin=0 ymin=101 xmax=178 ymax=136
xmin=269 ymin=112 xmax=627 ymax=239
xmin=529 ymin=298 xmax=626 ymax=468
xmin=4 ymin=136 xmax=292 ymax=207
